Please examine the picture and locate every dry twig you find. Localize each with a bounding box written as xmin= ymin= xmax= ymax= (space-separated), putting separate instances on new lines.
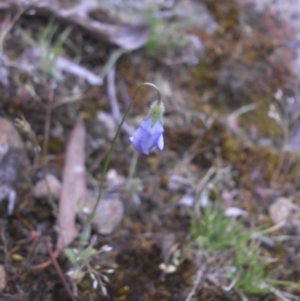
xmin=184 ymin=266 xmax=206 ymax=301
xmin=46 ymin=237 xmax=76 ymax=301
xmin=107 ymin=66 xmax=135 ymax=137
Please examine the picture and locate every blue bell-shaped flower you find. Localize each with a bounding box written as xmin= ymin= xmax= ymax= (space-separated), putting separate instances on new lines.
xmin=129 ymin=101 xmax=164 ymax=155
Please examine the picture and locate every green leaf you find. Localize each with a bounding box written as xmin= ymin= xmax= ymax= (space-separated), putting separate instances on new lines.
xmin=64 ymin=248 xmax=77 ymax=265
xmin=79 ymin=247 xmax=97 ymax=262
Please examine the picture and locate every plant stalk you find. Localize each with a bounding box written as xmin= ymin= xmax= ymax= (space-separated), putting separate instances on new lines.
xmin=83 ymin=82 xmax=161 ymax=234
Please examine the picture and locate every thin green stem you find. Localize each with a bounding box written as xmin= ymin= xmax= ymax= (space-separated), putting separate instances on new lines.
xmin=100 ymin=48 xmax=127 ymax=79
xmin=85 ymin=82 xmax=161 ymax=227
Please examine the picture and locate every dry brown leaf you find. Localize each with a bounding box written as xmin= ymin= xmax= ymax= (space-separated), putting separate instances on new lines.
xmin=56 ymin=117 xmax=86 ymax=250
xmin=1 ymin=0 xmax=150 ymax=51
xmin=0 ymin=265 xmax=6 ymax=292
xmin=0 ymin=294 xmax=27 ymax=301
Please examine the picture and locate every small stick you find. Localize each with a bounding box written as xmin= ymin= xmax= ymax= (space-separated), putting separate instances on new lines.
xmin=184 ymin=266 xmax=205 ymax=301
xmin=0 ymin=4 xmax=26 ymax=53
xmin=107 ymin=66 xmax=135 ymax=136
xmin=0 ymin=228 xmax=10 ymax=265
xmin=46 ymin=238 xmax=76 ymax=301
xmin=128 ymin=151 xmax=139 ymax=184
xmin=42 ymin=91 xmax=53 ymax=166
xmin=31 ymin=249 xmax=59 ymax=270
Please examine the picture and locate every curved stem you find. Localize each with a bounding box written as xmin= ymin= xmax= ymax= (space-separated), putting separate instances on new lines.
xmin=84 ymin=82 xmax=161 ymax=227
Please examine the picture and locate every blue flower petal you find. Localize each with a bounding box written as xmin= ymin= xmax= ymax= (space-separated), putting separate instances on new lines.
xmin=130 ymin=118 xmax=164 ymax=155
xmin=157 ymin=134 xmax=164 ymax=152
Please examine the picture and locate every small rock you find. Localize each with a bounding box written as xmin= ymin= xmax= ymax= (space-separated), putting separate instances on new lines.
xmin=0 ymin=118 xmax=29 ymax=214
xmin=167 ymin=174 xmax=191 ymax=192
xmin=92 ymin=198 xmax=124 ymax=235
xmin=33 ymin=173 xmax=61 ymax=199
xmin=106 ymin=169 xmax=126 ymax=188
xmin=269 ymin=198 xmax=299 ymax=225
xmin=97 ymin=112 xmax=117 ymax=140
xmin=0 ymin=118 xmax=26 ymax=150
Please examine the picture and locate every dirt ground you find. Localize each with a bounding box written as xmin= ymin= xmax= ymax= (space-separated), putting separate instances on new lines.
xmin=0 ymin=1 xmax=300 ymax=300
